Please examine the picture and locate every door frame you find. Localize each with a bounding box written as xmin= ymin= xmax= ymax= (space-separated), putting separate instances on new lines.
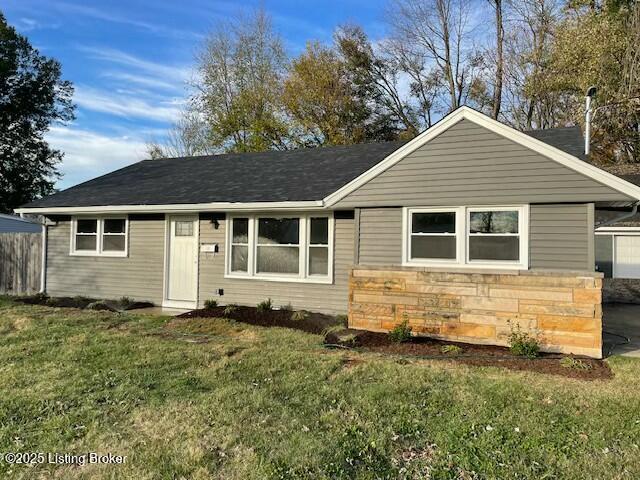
xmin=163 ymin=214 xmax=200 ymax=309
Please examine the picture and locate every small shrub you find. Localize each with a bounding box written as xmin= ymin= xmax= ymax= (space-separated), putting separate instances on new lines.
xmin=291 ymin=310 xmax=309 ymax=321
xmin=335 ymin=314 xmax=348 ymax=326
xmin=223 ymin=304 xmax=238 ymax=316
xmin=560 ymin=357 xmax=592 ymax=370
xmin=204 ymin=298 xmax=218 ymax=309
xmin=33 ymin=292 xmax=49 ymax=304
xmin=441 ymin=344 xmax=463 ymax=355
xmin=279 ymin=303 xmax=293 ymax=312
xmin=119 ymin=296 xmax=133 ymax=308
xmin=388 ymin=318 xmax=412 ymax=343
xmin=508 ymin=322 xmax=540 ymax=358
xmin=256 ymin=298 xmax=273 ymax=313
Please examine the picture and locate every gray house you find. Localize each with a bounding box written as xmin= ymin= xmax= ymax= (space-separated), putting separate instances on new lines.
xmin=16 ymin=107 xmax=640 ymax=358
xmin=0 ymin=213 xmax=42 ymax=233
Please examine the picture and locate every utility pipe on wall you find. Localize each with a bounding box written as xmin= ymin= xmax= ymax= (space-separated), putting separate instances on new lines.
xmin=585 ymin=86 xmax=597 ymax=156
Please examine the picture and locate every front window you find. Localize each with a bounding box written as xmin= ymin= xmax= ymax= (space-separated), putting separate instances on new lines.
xmin=468 ymin=210 xmax=519 ymax=262
xmin=71 ymin=217 xmax=128 ymax=256
xmin=256 ymin=218 xmax=300 ymax=275
xmin=404 ymin=206 xmax=527 ymax=268
xmin=410 ymin=211 xmax=457 ymax=261
xmin=227 ymin=214 xmax=333 ymax=282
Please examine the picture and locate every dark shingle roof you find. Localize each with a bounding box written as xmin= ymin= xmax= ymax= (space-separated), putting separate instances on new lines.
xmin=22 ymin=142 xmax=405 ymax=208
xmin=524 ymin=126 xmax=585 ymax=160
xmin=21 ymin=123 xmax=588 ymax=210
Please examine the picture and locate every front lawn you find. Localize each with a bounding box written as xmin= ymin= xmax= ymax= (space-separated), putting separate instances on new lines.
xmin=0 ymin=297 xmax=639 ymax=479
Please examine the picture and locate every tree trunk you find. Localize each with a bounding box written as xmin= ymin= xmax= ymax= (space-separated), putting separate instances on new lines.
xmin=492 ymin=0 xmax=504 ymax=120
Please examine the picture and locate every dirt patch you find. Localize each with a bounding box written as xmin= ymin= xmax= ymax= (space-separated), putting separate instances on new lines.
xmin=325 ymin=329 xmax=613 ymax=381
xmin=177 ymin=306 xmax=344 ymax=335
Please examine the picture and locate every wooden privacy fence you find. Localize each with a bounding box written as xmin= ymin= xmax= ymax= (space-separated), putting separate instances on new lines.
xmin=0 ymin=233 xmax=42 ymax=295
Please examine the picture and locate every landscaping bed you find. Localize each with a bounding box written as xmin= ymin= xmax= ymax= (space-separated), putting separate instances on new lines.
xmin=325 ymin=329 xmax=613 ymax=381
xmin=15 ymin=293 xmax=154 ymax=311
xmin=177 ymin=305 xmax=344 ymax=334
xmin=179 ymin=304 xmax=611 ymax=380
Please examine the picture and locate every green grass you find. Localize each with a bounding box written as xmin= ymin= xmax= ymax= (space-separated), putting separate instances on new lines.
xmin=1 ymin=297 xmax=639 ymax=479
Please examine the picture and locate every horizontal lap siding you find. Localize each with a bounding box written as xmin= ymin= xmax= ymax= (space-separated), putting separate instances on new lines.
xmin=529 ymin=204 xmax=592 ymax=270
xmin=46 ymin=220 xmax=165 ymax=303
xmin=358 ymin=208 xmax=403 ymax=265
xmin=198 ymin=217 xmax=354 ymax=314
xmin=335 ymin=119 xmax=631 ymax=207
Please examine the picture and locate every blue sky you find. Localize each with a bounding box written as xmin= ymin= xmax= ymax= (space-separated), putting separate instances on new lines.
xmin=3 ymin=0 xmax=389 ymax=189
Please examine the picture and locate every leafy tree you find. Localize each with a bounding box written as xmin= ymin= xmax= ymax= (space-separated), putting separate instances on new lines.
xmin=0 ymin=12 xmax=74 ymax=213
xmin=193 ymin=9 xmax=289 ymax=153
xmin=540 ymin=0 xmax=640 ymax=163
xmin=283 ymin=42 xmax=368 ymax=146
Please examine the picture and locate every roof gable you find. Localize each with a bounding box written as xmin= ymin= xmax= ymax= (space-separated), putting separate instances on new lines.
xmin=325 ymin=107 xmax=640 ymax=206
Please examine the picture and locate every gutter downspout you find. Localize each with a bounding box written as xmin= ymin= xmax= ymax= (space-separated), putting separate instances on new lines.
xmin=596 ymin=202 xmax=640 ymax=228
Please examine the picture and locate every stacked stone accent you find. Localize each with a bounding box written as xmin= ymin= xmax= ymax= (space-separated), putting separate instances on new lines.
xmin=349 ymin=266 xmax=603 ymax=358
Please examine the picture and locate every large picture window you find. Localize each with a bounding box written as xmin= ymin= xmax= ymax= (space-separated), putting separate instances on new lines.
xmin=71 ymin=217 xmax=128 ymax=256
xmin=403 ymin=206 xmax=527 ymax=269
xmin=226 ymin=214 xmax=333 ymax=283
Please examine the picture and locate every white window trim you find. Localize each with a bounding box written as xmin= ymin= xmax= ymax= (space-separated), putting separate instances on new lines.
xmin=69 ymin=216 xmax=129 ymax=257
xmin=225 ymin=213 xmax=334 ymax=284
xmin=402 ymin=206 xmax=529 ymax=270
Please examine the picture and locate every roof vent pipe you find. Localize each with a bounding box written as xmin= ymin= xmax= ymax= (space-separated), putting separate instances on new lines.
xmin=585 ymin=86 xmax=597 ymax=156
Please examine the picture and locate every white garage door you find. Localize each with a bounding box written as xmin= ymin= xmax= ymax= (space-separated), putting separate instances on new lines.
xmin=615 ymin=236 xmax=640 ymax=278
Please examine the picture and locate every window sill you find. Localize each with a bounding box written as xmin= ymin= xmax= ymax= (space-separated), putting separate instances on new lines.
xmin=70 ymin=251 xmax=128 ymax=258
xmin=224 ymin=273 xmax=333 ymax=284
xmin=402 ymin=261 xmax=526 ymax=271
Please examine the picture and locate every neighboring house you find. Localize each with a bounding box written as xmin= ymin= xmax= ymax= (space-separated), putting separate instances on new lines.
xmin=16 ymin=107 xmax=640 ymax=358
xmin=0 ymin=213 xmax=42 ymax=233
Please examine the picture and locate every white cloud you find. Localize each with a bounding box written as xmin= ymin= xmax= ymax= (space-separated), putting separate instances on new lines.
xmin=101 ymin=71 xmax=183 ymax=92
xmin=74 ymin=85 xmax=181 ymax=123
xmin=52 ymin=2 xmax=204 ymax=41
xmin=78 ymin=46 xmax=192 ymax=82
xmin=46 ymin=126 xmax=151 ymax=189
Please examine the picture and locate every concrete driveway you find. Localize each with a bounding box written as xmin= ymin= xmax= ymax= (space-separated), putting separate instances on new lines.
xmin=603 ymin=303 xmax=640 ymax=357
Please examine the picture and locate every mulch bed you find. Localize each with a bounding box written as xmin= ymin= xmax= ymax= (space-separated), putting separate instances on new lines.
xmin=325 ymin=329 xmax=613 ymax=381
xmin=176 ymin=306 xmax=343 ymax=335
xmin=15 ymin=294 xmax=153 ymax=311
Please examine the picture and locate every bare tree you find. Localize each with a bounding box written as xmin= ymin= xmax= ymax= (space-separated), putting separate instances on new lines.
xmin=146 ymin=107 xmax=212 ymax=159
xmin=489 ymin=0 xmax=504 ymax=119
xmin=387 ymin=0 xmax=475 ymax=114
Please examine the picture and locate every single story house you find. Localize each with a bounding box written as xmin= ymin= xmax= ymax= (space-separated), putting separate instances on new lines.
xmin=0 ymin=213 xmax=43 ymax=233
xmin=16 ymin=107 xmax=640 ymax=358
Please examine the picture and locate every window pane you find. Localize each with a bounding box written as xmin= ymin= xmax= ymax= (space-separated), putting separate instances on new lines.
xmin=77 ymin=219 xmax=97 ymax=234
xmin=232 ymin=218 xmax=249 ymax=243
xmin=411 ymin=236 xmax=456 ymax=259
xmin=257 ymin=246 xmax=299 ymax=274
xmin=310 ymin=218 xmax=328 ymax=245
xmin=103 ymin=235 xmax=125 ymax=252
xmin=103 ymin=219 xmax=125 ymax=234
xmin=231 ymin=245 xmax=248 ymax=272
xmin=258 ymin=218 xmax=299 ymax=245
xmin=469 ymin=211 xmax=518 ymax=234
xmin=412 ymin=212 xmax=456 ymax=234
xmin=469 ymin=236 xmax=519 ymax=261
xmin=309 ymin=246 xmax=329 ymax=275
xmin=175 ymin=221 xmax=193 ymax=236
xmin=76 ymin=235 xmax=96 ymax=251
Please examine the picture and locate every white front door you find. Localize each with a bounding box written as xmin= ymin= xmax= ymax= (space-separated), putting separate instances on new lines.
xmin=165 ymin=216 xmax=199 ymax=307
xmin=615 ymin=235 xmax=640 ymax=279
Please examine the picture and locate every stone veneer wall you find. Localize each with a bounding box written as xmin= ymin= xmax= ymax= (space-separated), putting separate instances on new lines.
xmin=349 ymin=266 xmax=603 ymax=358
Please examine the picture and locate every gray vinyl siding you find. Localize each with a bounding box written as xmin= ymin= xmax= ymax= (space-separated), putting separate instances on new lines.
xmin=356 ymin=204 xmax=595 ymax=271
xmin=198 ymin=216 xmax=354 ymax=314
xmin=335 ymin=119 xmax=632 ymax=208
xmin=357 ymin=208 xmax=403 ymax=265
xmin=529 ymin=204 xmax=594 ymax=271
xmin=595 ymin=234 xmax=613 ymax=277
xmin=46 ymin=218 xmax=165 ymax=303
xmin=0 ymin=217 xmax=42 ymax=233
